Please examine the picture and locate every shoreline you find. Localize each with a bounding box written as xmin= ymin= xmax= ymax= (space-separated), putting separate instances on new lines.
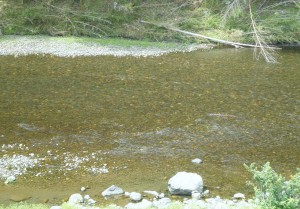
xmin=0 ymin=35 xmax=214 ymax=57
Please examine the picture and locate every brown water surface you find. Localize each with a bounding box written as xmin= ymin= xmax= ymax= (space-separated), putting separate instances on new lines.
xmin=0 ymin=48 xmax=299 ymax=205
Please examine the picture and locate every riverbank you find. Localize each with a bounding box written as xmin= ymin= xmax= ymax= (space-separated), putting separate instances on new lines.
xmin=0 ymin=36 xmax=213 ymax=57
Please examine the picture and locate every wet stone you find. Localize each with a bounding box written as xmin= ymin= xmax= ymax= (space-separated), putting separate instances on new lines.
xmin=9 ymin=194 xmax=31 ymax=202
xmin=102 ymin=185 xmax=124 ymax=197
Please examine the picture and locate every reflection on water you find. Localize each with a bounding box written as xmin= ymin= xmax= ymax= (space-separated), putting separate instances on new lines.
xmin=0 ymin=48 xmax=299 ymax=204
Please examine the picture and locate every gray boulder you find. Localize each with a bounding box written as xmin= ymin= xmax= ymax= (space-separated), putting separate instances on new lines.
xmin=102 ymin=185 xmax=124 ymax=197
xmin=168 ymin=172 xmax=203 ymax=195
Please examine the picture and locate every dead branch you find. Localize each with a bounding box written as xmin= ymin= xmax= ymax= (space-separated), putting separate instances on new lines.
xmin=140 ymin=20 xmax=279 ymax=49
xmin=249 ymin=2 xmax=278 ymax=63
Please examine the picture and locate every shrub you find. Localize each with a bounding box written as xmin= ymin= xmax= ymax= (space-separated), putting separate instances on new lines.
xmin=245 ymin=162 xmax=300 ymax=209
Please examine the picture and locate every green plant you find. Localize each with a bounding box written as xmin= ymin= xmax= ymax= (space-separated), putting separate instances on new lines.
xmin=245 ymin=162 xmax=300 ymax=209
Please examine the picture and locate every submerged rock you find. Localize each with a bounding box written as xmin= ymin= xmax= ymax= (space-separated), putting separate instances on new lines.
xmin=9 ymin=194 xmax=31 ymax=202
xmin=68 ymin=193 xmax=83 ymax=204
xmin=191 ymin=158 xmax=202 ymax=164
xmin=168 ymin=172 xmax=203 ymax=195
xmin=102 ymin=185 xmax=124 ymax=197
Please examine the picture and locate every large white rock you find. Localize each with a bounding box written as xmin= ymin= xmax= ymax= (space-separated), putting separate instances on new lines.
xmin=68 ymin=193 xmax=83 ymax=204
xmin=168 ymin=172 xmax=203 ymax=195
xmin=102 ymin=185 xmax=124 ymax=197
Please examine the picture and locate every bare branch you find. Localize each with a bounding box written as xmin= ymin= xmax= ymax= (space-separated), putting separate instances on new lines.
xmin=249 ymin=1 xmax=278 ymax=63
xmin=141 ymin=20 xmax=279 ymax=49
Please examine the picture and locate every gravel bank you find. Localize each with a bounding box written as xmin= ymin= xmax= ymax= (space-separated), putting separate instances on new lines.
xmin=0 ymin=36 xmax=213 ymax=57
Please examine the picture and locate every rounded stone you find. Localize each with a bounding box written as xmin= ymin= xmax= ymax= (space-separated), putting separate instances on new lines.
xmin=168 ymin=172 xmax=203 ymax=195
xmin=68 ymin=193 xmax=83 ymax=204
xmin=130 ymin=192 xmax=142 ymax=202
xmin=50 ymin=206 xmax=62 ymax=209
xmin=102 ymin=185 xmax=124 ymax=197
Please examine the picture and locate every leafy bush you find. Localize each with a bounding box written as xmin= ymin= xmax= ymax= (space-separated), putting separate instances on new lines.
xmin=245 ymin=162 xmax=300 ymax=209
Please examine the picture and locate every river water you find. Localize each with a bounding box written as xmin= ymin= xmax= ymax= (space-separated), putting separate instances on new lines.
xmin=0 ymin=48 xmax=299 ymax=205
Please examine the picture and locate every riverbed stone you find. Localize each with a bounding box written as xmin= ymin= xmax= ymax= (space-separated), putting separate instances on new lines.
xmin=5 ymin=175 xmax=16 ymax=184
xmin=233 ymin=193 xmax=245 ymax=200
xmin=125 ymin=199 xmax=153 ymax=209
xmin=158 ymin=193 xmax=165 ymax=199
xmin=50 ymin=206 xmax=62 ymax=209
xmin=153 ymin=197 xmax=172 ymax=208
xmin=102 ymin=185 xmax=124 ymax=197
xmin=191 ymin=158 xmax=202 ymax=164
xmin=130 ymin=192 xmax=142 ymax=202
xmin=191 ymin=191 xmax=201 ymax=200
xmin=68 ymin=193 xmax=83 ymax=204
xmin=9 ymin=194 xmax=31 ymax=202
xmin=168 ymin=172 xmax=203 ymax=195
xmin=144 ymin=190 xmax=159 ymax=197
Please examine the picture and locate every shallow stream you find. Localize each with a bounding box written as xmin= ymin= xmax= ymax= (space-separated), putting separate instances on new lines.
xmin=0 ymin=48 xmax=299 ymax=205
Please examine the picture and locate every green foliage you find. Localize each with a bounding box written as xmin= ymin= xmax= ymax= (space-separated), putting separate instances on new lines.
xmin=245 ymin=162 xmax=300 ymax=209
xmin=0 ymin=0 xmax=299 ymax=43
xmin=179 ymin=8 xmax=221 ymax=31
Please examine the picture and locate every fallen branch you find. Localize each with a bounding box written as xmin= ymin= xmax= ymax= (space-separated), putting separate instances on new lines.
xmin=140 ymin=20 xmax=279 ymax=50
xmin=249 ymin=2 xmax=278 ymax=63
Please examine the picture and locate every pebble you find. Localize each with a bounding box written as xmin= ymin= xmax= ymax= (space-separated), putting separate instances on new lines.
xmin=130 ymin=192 xmax=142 ymax=202
xmin=124 ymin=192 xmax=131 ymax=197
xmin=84 ymin=195 xmax=90 ymax=200
xmin=191 ymin=191 xmax=201 ymax=200
xmin=153 ymin=198 xmax=172 ymax=208
xmin=102 ymin=185 xmax=124 ymax=197
xmin=191 ymin=158 xmax=202 ymax=164
xmin=143 ymin=190 xmax=159 ymax=197
xmin=125 ymin=199 xmax=153 ymax=209
xmin=87 ymin=198 xmax=97 ymax=205
xmin=5 ymin=176 xmax=16 ymax=184
xmin=50 ymin=206 xmax=62 ymax=209
xmin=68 ymin=193 xmax=83 ymax=204
xmin=203 ymin=189 xmax=210 ymax=196
xmin=233 ymin=193 xmax=245 ymax=200
xmin=158 ymin=193 xmax=165 ymax=199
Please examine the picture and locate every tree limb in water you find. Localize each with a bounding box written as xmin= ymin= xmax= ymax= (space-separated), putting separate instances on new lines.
xmin=141 ymin=20 xmax=279 ymax=50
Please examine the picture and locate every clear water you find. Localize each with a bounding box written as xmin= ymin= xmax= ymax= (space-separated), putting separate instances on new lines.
xmin=0 ymin=48 xmax=299 ymax=205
